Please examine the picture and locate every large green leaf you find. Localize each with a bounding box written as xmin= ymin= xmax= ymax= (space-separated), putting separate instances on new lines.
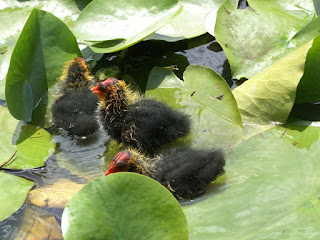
xmin=146 ymin=65 xmax=243 ymax=149
xmin=214 ymin=0 xmax=319 ymax=79
xmin=0 ymin=106 xmax=55 ymax=169
xmin=232 ymin=40 xmax=313 ymax=125
xmin=73 ymin=0 xmax=182 ymax=53
xmin=0 ymin=0 xmax=89 ymax=100
xmin=184 ymin=124 xmax=320 ymax=239
xmin=0 ymin=172 xmax=34 ymax=221
xmin=62 ymin=173 xmax=188 ymax=240
xmin=5 ymin=8 xmax=81 ymax=126
xmin=147 ymin=0 xmax=225 ymax=41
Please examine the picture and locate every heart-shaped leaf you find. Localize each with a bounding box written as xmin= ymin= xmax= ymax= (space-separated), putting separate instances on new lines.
xmin=0 ymin=0 xmax=87 ymax=100
xmin=62 ymin=173 xmax=188 ymax=240
xmin=5 ymin=8 xmax=81 ymax=126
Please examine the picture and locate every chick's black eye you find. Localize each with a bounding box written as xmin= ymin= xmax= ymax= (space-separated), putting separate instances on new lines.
xmin=99 ymin=82 xmax=108 ymax=91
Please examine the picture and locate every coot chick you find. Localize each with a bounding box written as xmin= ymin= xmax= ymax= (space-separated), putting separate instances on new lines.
xmin=51 ymin=57 xmax=99 ymax=137
xmin=92 ymin=78 xmax=190 ymax=153
xmin=105 ymin=148 xmax=225 ymax=199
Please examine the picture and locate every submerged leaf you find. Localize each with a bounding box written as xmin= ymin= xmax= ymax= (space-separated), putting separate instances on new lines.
xmin=16 ymin=206 xmax=63 ymax=240
xmin=62 ymin=173 xmax=188 ymax=240
xmin=29 ymin=179 xmax=84 ymax=208
xmin=0 ymin=172 xmax=34 ymax=221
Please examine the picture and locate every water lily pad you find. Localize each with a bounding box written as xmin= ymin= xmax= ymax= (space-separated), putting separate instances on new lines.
xmin=148 ymin=0 xmax=225 ymax=41
xmin=146 ymin=65 xmax=243 ymax=149
xmin=214 ymin=0 xmax=319 ymax=79
xmin=5 ymin=8 xmax=81 ymax=126
xmin=184 ymin=124 xmax=320 ymax=239
xmin=232 ymin=40 xmax=313 ymax=125
xmin=62 ymin=173 xmax=188 ymax=240
xmin=0 ymin=106 xmax=55 ymax=169
xmin=0 ymin=0 xmax=88 ymax=100
xmin=73 ymin=0 xmax=182 ymax=53
xmin=0 ymin=172 xmax=34 ymax=221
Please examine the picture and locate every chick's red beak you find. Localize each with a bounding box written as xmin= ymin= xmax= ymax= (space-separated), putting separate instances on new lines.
xmin=104 ymin=151 xmax=131 ymax=176
xmin=105 ymin=161 xmax=117 ymax=176
xmin=91 ymin=78 xmax=118 ymax=100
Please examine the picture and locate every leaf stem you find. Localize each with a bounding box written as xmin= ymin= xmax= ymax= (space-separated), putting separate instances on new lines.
xmin=0 ymin=150 xmax=17 ymax=168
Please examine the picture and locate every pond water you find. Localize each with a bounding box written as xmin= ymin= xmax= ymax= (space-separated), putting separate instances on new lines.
xmin=0 ymin=33 xmax=231 ymax=239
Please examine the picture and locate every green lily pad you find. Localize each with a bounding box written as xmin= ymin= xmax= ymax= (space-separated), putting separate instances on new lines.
xmin=5 ymin=8 xmax=81 ymax=126
xmin=183 ymin=123 xmax=320 ymax=239
xmin=146 ymin=65 xmax=243 ymax=149
xmin=148 ymin=0 xmax=225 ymax=41
xmin=62 ymin=173 xmax=188 ymax=240
xmin=0 ymin=1 xmax=88 ymax=100
xmin=232 ymin=39 xmax=313 ymax=125
xmin=214 ymin=0 xmax=319 ymax=79
xmin=73 ymin=0 xmax=182 ymax=53
xmin=0 ymin=172 xmax=34 ymax=221
xmin=0 ymin=106 xmax=55 ymax=169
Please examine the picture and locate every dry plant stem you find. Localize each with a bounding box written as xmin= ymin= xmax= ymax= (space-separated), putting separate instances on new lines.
xmin=0 ymin=150 xmax=17 ymax=168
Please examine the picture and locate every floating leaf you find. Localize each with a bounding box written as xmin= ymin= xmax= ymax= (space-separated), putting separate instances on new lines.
xmin=148 ymin=0 xmax=225 ymax=41
xmin=184 ymin=124 xmax=320 ymax=239
xmin=232 ymin=40 xmax=313 ymax=125
xmin=0 ymin=0 xmax=88 ymax=100
xmin=146 ymin=65 xmax=243 ymax=149
xmin=29 ymin=179 xmax=84 ymax=208
xmin=5 ymin=8 xmax=81 ymax=126
xmin=0 ymin=106 xmax=55 ymax=170
xmin=73 ymin=0 xmax=182 ymax=53
xmin=214 ymin=0 xmax=319 ymax=79
xmin=62 ymin=173 xmax=188 ymax=240
xmin=0 ymin=172 xmax=34 ymax=221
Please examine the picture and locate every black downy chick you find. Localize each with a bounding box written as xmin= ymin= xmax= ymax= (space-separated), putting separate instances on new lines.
xmin=51 ymin=57 xmax=99 ymax=137
xmin=92 ymin=78 xmax=190 ymax=153
xmin=105 ymin=148 xmax=225 ymax=199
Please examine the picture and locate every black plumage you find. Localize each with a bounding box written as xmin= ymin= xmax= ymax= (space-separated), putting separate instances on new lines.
xmin=51 ymin=57 xmax=99 ymax=137
xmin=105 ymin=148 xmax=225 ymax=199
xmin=92 ymin=78 xmax=190 ymax=152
